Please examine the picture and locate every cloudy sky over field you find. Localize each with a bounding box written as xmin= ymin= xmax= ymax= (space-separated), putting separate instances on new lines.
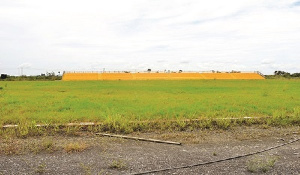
xmin=0 ymin=0 xmax=300 ymax=75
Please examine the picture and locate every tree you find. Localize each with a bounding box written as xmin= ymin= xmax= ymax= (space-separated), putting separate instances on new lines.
xmin=274 ymin=70 xmax=290 ymax=78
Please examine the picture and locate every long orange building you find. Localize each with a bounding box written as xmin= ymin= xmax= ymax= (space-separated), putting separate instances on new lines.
xmin=62 ymin=71 xmax=265 ymax=80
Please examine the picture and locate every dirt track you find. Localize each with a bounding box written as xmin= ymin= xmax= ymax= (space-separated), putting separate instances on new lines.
xmin=0 ymin=126 xmax=299 ymax=175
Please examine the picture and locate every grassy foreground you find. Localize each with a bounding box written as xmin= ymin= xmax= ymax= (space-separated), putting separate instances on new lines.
xmin=0 ymin=80 xmax=300 ymax=135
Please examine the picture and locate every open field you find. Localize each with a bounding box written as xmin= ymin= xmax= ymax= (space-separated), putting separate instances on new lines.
xmin=0 ymin=79 xmax=300 ymax=135
xmin=1 ymin=80 xmax=300 ymax=174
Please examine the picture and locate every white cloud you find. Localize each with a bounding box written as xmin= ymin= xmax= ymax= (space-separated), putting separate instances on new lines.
xmin=18 ymin=63 xmax=32 ymax=69
xmin=261 ymin=59 xmax=274 ymax=65
xmin=0 ymin=0 xmax=300 ymax=75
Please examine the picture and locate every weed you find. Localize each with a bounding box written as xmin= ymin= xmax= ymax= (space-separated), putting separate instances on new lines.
xmin=259 ymin=124 xmax=270 ymax=129
xmin=262 ymin=91 xmax=268 ymax=97
xmin=17 ymin=123 xmax=30 ymax=138
xmin=34 ymin=163 xmax=46 ymax=174
xmin=197 ymin=119 xmax=213 ymax=129
xmin=294 ymin=107 xmax=300 ymax=117
xmin=215 ymin=119 xmax=232 ymax=130
xmin=65 ymin=126 xmax=81 ymax=136
xmin=80 ymin=163 xmax=92 ymax=175
xmin=31 ymin=139 xmax=56 ymax=154
xmin=109 ymin=159 xmax=127 ymax=170
xmin=42 ymin=139 xmax=55 ymax=151
xmin=97 ymin=169 xmax=105 ymax=175
xmin=101 ymin=115 xmax=134 ymax=134
xmin=175 ymin=119 xmax=187 ymax=131
xmin=246 ymin=155 xmax=277 ymax=173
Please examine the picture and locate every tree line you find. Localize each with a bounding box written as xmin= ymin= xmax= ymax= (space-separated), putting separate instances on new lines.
xmin=274 ymin=71 xmax=300 ymax=78
xmin=265 ymin=71 xmax=300 ymax=79
xmin=0 ymin=72 xmax=62 ymax=81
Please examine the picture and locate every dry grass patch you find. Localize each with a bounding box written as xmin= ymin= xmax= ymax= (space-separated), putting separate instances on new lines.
xmin=0 ymin=139 xmax=22 ymax=155
xmin=0 ymin=138 xmax=59 ymax=155
xmin=0 ymin=143 xmax=21 ymax=155
xmin=152 ymin=132 xmax=205 ymax=144
xmin=64 ymin=142 xmax=89 ymax=153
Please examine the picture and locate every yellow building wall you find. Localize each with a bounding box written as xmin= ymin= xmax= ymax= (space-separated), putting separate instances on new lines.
xmin=62 ymin=72 xmax=265 ymax=80
xmin=231 ymin=73 xmax=265 ymax=79
xmin=62 ymin=73 xmax=98 ymax=80
xmin=100 ymin=73 xmax=133 ymax=80
xmin=201 ymin=73 xmax=235 ymax=79
xmin=134 ymin=73 xmax=169 ymax=80
xmin=169 ymin=73 xmax=203 ymax=79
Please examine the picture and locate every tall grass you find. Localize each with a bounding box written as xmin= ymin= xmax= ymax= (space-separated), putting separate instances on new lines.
xmin=0 ymin=80 xmax=299 ymax=135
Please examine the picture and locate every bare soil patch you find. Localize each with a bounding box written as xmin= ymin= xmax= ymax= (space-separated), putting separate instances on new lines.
xmin=0 ymin=126 xmax=299 ymax=174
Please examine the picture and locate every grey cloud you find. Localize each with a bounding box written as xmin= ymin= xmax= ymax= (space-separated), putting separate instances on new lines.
xmin=113 ymin=18 xmax=148 ymax=36
xmin=190 ymin=10 xmax=247 ymax=25
xmin=0 ymin=23 xmax=30 ymax=40
xmin=292 ymin=1 xmax=300 ymax=7
xmin=54 ymin=42 xmax=101 ymax=49
xmin=261 ymin=59 xmax=274 ymax=65
xmin=150 ymin=45 xmax=169 ymax=50
xmin=197 ymin=62 xmax=248 ymax=71
xmin=156 ymin=60 xmax=167 ymax=63
xmin=113 ymin=13 xmax=181 ymax=36
xmin=89 ymin=60 xmax=128 ymax=69
xmin=179 ymin=60 xmax=190 ymax=64
xmin=0 ymin=1 xmax=26 ymax=7
xmin=143 ymin=45 xmax=170 ymax=52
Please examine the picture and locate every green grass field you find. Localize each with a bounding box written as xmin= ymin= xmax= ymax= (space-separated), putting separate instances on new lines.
xmin=0 ymin=80 xmax=300 ymax=135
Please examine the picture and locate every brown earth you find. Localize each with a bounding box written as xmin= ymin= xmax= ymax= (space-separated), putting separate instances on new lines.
xmin=0 ymin=126 xmax=299 ymax=175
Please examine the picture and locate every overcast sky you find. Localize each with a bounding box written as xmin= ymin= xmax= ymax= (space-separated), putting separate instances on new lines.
xmin=0 ymin=0 xmax=300 ymax=75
